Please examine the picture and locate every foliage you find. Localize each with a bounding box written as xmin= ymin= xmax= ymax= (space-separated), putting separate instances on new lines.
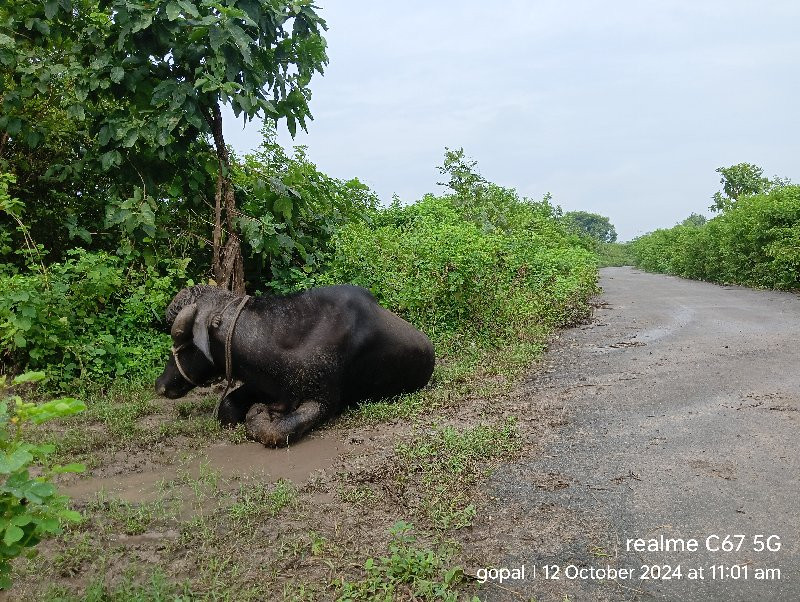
xmin=0 ymin=249 xmax=189 ymax=386
xmin=595 ymin=242 xmax=634 ymax=267
xmin=709 ymin=162 xmax=789 ymax=212
xmin=324 ymin=160 xmax=598 ymax=353
xmin=563 ymin=210 xmax=618 ymax=243
xmin=233 ymin=127 xmax=377 ymax=293
xmin=2 ymin=0 xmax=329 ymax=290
xmin=2 ymin=0 xmax=328 ymax=156
xmin=632 ymin=185 xmax=800 ymax=289
xmin=681 ymin=213 xmax=707 ymax=227
xmin=0 ymin=372 xmax=85 ymax=589
xmin=336 ymin=521 xmax=476 ymax=602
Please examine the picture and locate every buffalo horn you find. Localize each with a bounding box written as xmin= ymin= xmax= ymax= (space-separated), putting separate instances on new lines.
xmin=171 ymin=303 xmax=198 ymax=343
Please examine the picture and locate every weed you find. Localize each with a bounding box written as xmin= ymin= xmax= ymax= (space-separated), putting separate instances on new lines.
xmin=175 ymin=396 xmax=218 ymax=418
xmin=590 ymin=545 xmax=612 ymax=558
xmin=308 ymin=531 xmax=327 ymax=557
xmin=339 ymin=484 xmax=377 ymax=506
xmin=226 ymin=423 xmax=249 ymax=444
xmin=335 ymin=521 xmax=477 ymax=602
xmin=228 ymin=479 xmax=297 ymax=525
xmin=52 ymin=532 xmax=95 ymax=577
xmin=47 ymin=569 xmax=196 ymax=601
xmin=395 ymin=419 xmax=521 ymax=529
xmin=87 ymin=494 xmax=170 ymax=536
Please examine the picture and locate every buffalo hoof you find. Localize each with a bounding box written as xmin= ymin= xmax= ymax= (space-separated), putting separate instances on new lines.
xmin=245 ymin=403 xmax=289 ymax=447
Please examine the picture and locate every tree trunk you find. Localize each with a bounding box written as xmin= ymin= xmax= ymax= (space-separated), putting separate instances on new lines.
xmin=207 ymin=103 xmax=245 ymax=294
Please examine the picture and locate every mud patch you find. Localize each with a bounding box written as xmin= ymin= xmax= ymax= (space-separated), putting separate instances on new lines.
xmin=62 ymin=433 xmax=348 ymax=503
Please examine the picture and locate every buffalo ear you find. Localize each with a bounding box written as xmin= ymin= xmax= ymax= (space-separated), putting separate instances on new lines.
xmin=171 ymin=303 xmax=198 ymax=343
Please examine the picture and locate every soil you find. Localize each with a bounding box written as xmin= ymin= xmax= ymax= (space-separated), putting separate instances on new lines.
xmin=475 ymin=267 xmax=799 ymax=601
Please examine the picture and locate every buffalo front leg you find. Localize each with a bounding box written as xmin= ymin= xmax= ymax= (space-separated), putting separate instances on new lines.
xmin=216 ymin=387 xmax=258 ymax=427
xmin=245 ymin=401 xmax=326 ymax=447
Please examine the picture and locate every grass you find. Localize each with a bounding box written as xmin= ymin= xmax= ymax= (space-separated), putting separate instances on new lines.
xmin=42 ymin=570 xmax=196 ymax=601
xmin=351 ymin=339 xmax=546 ymax=423
xmin=335 ymin=521 xmax=478 ymax=602
xmin=227 ymin=479 xmax=297 ymax=524
xmin=395 ymin=419 xmax=521 ymax=530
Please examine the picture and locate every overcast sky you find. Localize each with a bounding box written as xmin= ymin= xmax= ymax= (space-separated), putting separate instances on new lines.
xmin=223 ymin=1 xmax=800 ymax=241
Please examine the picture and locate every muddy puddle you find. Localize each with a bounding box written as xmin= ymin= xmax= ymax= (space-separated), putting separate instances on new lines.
xmin=62 ymin=433 xmax=349 ymax=503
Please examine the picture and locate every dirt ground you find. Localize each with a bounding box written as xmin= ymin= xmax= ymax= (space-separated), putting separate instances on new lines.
xmin=6 ymin=266 xmax=798 ymax=601
xmin=477 ymin=267 xmax=799 ymax=601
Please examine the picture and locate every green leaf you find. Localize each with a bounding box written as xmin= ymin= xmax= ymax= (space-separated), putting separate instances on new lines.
xmin=59 ymin=510 xmax=82 ymax=522
xmin=27 ymin=481 xmax=55 ymax=499
xmin=44 ymin=0 xmax=59 ymax=19
xmin=12 ymin=372 xmax=45 ymax=385
xmin=110 ymin=66 xmax=124 ymax=83
xmin=226 ymin=23 xmax=253 ymax=64
xmin=52 ymin=463 xmax=86 ymax=474
xmin=122 ymin=129 xmax=139 ymax=148
xmin=0 ymin=448 xmax=34 ymax=474
xmin=165 ymin=1 xmax=181 ymax=21
xmin=98 ymin=124 xmax=112 ymax=146
xmin=3 ymin=525 xmax=24 ymax=546
xmin=6 ymin=118 xmax=22 ymax=136
xmin=10 ymin=515 xmax=33 ymax=527
xmin=274 ymin=196 xmax=293 ymax=220
xmin=100 ymin=150 xmax=122 ymax=170
xmin=177 ymin=0 xmax=200 ymax=18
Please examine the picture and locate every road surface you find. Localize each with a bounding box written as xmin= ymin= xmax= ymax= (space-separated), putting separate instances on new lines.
xmin=483 ymin=267 xmax=799 ymax=601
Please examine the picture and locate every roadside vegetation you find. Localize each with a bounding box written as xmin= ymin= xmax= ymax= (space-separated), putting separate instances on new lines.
xmin=594 ymin=242 xmax=634 ymax=267
xmin=1 ymin=2 xmax=600 ymax=599
xmin=631 ymin=164 xmax=800 ymax=289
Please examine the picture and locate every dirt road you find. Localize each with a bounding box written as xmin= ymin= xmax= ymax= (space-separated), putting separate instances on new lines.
xmin=480 ymin=267 xmax=799 ymax=601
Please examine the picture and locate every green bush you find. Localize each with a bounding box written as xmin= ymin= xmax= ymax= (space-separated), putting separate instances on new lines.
xmin=595 ymin=242 xmax=634 ymax=267
xmin=233 ymin=129 xmax=378 ymax=294
xmin=631 ymin=185 xmax=800 ymax=289
xmin=0 ymin=372 xmax=85 ymax=589
xmin=0 ymin=250 xmax=190 ymax=387
xmin=323 ymin=192 xmax=598 ymax=353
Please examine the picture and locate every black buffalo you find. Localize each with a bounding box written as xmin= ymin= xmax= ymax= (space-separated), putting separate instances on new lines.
xmin=155 ymin=284 xmax=435 ymax=446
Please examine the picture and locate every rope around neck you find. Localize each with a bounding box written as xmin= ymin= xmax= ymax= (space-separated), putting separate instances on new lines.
xmin=171 ymin=343 xmax=202 ymax=387
xmin=215 ymin=294 xmax=250 ymax=419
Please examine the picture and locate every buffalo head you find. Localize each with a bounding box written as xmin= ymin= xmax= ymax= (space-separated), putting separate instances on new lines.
xmin=155 ymin=302 xmax=218 ymax=398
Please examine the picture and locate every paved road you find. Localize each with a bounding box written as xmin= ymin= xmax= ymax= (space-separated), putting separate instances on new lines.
xmin=484 ymin=267 xmax=799 ymax=601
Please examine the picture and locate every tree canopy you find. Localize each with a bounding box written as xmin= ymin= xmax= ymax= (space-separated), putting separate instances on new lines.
xmin=563 ymin=210 xmax=617 ymax=243
xmin=709 ymin=163 xmax=793 ymax=213
xmin=1 ymin=0 xmax=329 ymax=291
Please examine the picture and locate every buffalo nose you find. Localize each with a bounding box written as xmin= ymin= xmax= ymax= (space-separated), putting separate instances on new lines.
xmin=155 ymin=382 xmax=166 ymax=396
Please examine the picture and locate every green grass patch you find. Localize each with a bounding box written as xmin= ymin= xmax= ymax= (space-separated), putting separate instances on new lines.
xmin=395 ymin=419 xmax=521 ymax=530
xmin=335 ymin=521 xmax=477 ymax=602
xmin=42 ymin=569 xmax=195 ymax=601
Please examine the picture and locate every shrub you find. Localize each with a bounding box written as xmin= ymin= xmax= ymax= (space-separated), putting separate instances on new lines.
xmin=0 ymin=372 xmax=85 ymax=589
xmin=631 ymin=185 xmax=800 ymax=289
xmin=233 ymin=129 xmax=378 ymax=294
xmin=323 ymin=192 xmax=597 ymax=353
xmin=0 ymin=249 xmax=189 ymax=387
